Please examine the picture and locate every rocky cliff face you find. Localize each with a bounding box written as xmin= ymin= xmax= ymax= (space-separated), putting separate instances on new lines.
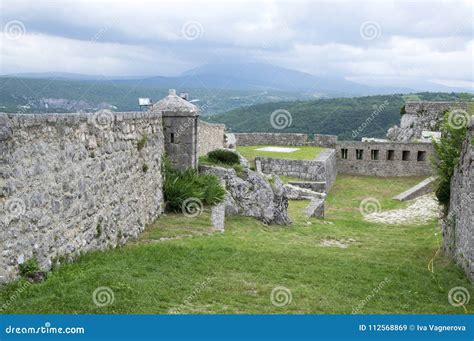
xmin=386 ymin=101 xmax=468 ymax=142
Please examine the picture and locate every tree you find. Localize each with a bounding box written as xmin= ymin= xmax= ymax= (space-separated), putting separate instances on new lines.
xmin=432 ymin=110 xmax=468 ymax=209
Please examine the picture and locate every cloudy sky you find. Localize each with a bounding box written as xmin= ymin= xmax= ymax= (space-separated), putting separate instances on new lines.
xmin=0 ymin=0 xmax=472 ymax=89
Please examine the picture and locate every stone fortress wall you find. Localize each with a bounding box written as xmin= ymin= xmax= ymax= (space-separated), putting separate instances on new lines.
xmin=0 ymin=111 xmax=165 ymax=282
xmin=198 ymin=120 xmax=225 ymax=156
xmin=1 ymin=97 xmax=471 ymax=282
xmin=256 ymin=149 xmax=337 ymax=191
xmin=443 ymin=120 xmax=474 ymax=281
xmin=335 ymin=141 xmax=434 ymax=177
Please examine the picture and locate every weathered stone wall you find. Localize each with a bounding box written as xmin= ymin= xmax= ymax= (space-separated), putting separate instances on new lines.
xmin=234 ymin=133 xmax=308 ymax=146
xmin=198 ymin=120 xmax=225 ymax=156
xmin=336 ymin=141 xmax=434 ymax=176
xmin=387 ymin=101 xmax=468 ymax=142
xmin=404 ymin=101 xmax=468 ymax=116
xmin=162 ymin=115 xmax=198 ymax=170
xmin=443 ymin=120 xmax=474 ymax=281
xmin=310 ymin=134 xmax=338 ymax=148
xmin=256 ymin=149 xmax=337 ymax=191
xmin=0 ymin=111 xmax=164 ymax=282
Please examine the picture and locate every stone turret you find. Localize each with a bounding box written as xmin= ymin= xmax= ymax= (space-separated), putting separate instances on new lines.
xmin=153 ymin=89 xmax=199 ymax=170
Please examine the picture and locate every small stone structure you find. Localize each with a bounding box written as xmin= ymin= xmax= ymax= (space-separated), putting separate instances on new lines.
xmin=336 ymin=141 xmax=434 ymax=177
xmin=0 ymin=111 xmax=164 ymax=282
xmin=153 ymin=89 xmax=199 ymax=170
xmin=287 ymin=181 xmax=327 ymax=193
xmin=393 ymin=177 xmax=436 ymax=201
xmin=387 ymin=101 xmax=468 ymax=142
xmin=198 ymin=121 xmax=225 ymax=156
xmin=310 ymin=134 xmax=338 ymax=148
xmin=304 ymin=198 xmax=325 ymax=219
xmin=442 ymin=119 xmax=474 ymax=281
xmin=284 ymin=184 xmax=326 ymax=200
xmin=256 ymin=149 xmax=337 ymax=191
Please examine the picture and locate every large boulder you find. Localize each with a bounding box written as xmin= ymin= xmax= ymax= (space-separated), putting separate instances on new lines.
xmin=199 ymin=165 xmax=291 ymax=225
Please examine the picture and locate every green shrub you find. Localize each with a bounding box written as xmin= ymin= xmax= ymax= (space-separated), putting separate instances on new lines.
xmin=207 ymin=149 xmax=240 ymax=165
xmin=19 ymin=258 xmax=40 ymax=278
xmin=432 ymin=110 xmax=468 ymax=209
xmin=137 ymin=135 xmax=148 ymax=151
xmin=400 ymin=105 xmax=406 ymax=116
xmin=163 ymin=160 xmax=225 ymax=213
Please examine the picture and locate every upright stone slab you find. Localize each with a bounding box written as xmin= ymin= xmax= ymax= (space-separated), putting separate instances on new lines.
xmin=304 ymin=198 xmax=325 ymax=219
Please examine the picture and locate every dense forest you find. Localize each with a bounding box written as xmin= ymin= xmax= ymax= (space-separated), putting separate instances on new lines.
xmin=207 ymin=93 xmax=470 ymax=140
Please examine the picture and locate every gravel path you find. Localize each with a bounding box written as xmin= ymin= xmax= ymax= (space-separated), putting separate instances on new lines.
xmin=364 ymin=194 xmax=440 ymax=225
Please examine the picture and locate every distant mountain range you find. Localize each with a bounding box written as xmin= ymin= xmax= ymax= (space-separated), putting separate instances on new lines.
xmin=4 ymin=62 xmax=472 ymax=97
xmin=1 ymin=62 xmax=471 ymax=114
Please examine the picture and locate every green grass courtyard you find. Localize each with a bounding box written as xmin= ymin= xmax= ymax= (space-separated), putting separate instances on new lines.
xmin=1 ymin=174 xmax=472 ymax=314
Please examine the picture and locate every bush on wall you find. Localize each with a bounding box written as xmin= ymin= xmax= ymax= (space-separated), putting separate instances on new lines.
xmin=432 ymin=110 xmax=468 ymax=209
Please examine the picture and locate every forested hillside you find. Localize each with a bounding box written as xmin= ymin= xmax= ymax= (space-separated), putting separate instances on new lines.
xmin=207 ymin=93 xmax=469 ymax=140
xmin=0 ymin=77 xmax=315 ymax=115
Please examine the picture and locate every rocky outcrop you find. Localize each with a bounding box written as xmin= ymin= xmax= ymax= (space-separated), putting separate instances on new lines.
xmin=387 ymin=101 xmax=468 ymax=142
xmin=199 ymin=165 xmax=291 ymax=225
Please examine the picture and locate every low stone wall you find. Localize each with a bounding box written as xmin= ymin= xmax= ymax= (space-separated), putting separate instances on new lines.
xmin=198 ymin=120 xmax=225 ymax=156
xmin=443 ymin=121 xmax=474 ymax=281
xmin=405 ymin=101 xmax=468 ymax=116
xmin=0 ymin=111 xmax=164 ymax=282
xmin=336 ymin=141 xmax=434 ymax=176
xmin=234 ymin=133 xmax=308 ymax=146
xmin=310 ymin=134 xmax=338 ymax=148
xmin=256 ymin=149 xmax=337 ymax=191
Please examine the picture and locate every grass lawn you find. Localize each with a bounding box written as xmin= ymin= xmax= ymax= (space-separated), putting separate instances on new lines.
xmin=1 ymin=175 xmax=472 ymax=314
xmin=236 ymin=145 xmax=325 ymax=168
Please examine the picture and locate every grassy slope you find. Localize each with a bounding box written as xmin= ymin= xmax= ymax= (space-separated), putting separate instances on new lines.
xmin=236 ymin=146 xmax=324 ymax=166
xmin=1 ymin=175 xmax=472 ymax=314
